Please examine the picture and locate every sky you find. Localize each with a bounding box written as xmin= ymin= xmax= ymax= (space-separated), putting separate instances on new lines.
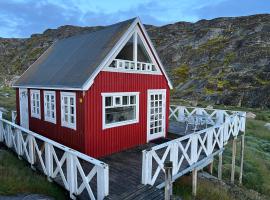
xmin=0 ymin=0 xmax=270 ymax=38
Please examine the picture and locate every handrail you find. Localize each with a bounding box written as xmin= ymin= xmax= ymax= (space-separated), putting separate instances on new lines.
xmin=0 ymin=114 xmax=109 ymax=200
xmin=142 ymin=105 xmax=246 ymax=186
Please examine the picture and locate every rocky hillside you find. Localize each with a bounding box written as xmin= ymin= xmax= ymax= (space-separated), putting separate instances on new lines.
xmin=1 ymin=14 xmax=270 ymax=108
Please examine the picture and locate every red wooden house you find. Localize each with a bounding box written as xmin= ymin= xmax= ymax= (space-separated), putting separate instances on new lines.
xmin=13 ymin=17 xmax=173 ymax=158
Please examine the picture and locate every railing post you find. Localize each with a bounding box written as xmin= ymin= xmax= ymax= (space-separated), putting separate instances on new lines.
xmin=218 ymin=151 xmax=223 ymax=180
xmin=16 ymin=129 xmax=23 ymax=158
xmin=67 ymin=153 xmax=77 ymax=199
xmin=191 ymin=134 xmax=198 ymax=164
xmin=0 ymin=111 xmax=2 ymax=119
xmin=207 ymin=129 xmax=213 ymax=155
xmin=170 ymin=142 xmax=178 ymax=175
xmin=192 ymin=168 xmax=198 ymax=197
xmin=28 ymin=135 xmax=35 ymax=169
xmin=45 ymin=143 xmax=53 ymax=181
xmin=178 ymin=106 xmax=185 ymax=122
xmin=142 ymin=150 xmax=149 ymax=184
xmin=97 ymin=164 xmax=109 ymax=200
xmin=239 ymin=134 xmax=245 ymax=185
xmin=0 ymin=118 xmax=3 ymax=142
xmin=216 ymin=110 xmax=225 ymax=125
xmin=231 ymin=137 xmax=237 ymax=184
xmin=12 ymin=111 xmax=17 ymax=123
xmin=164 ymin=161 xmax=173 ymax=200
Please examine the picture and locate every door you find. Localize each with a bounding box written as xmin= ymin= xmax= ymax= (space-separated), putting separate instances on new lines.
xmin=147 ymin=89 xmax=166 ymax=141
xmin=19 ymin=88 xmax=29 ymax=129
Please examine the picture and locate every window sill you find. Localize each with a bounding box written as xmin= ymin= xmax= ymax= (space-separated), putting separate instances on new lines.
xmin=61 ymin=123 xmax=76 ymax=130
xmin=103 ymin=119 xmax=139 ymax=130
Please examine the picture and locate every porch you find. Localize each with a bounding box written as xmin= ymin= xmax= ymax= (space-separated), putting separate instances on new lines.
xmin=0 ymin=105 xmax=246 ymax=200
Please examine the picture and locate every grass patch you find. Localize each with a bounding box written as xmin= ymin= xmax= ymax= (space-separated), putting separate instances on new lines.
xmin=0 ymin=86 xmax=16 ymax=120
xmin=174 ymin=176 xmax=233 ymax=200
xmin=0 ymin=146 xmax=67 ymax=198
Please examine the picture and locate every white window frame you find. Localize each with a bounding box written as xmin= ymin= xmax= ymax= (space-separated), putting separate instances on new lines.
xmin=30 ymin=89 xmax=41 ymax=119
xmin=44 ymin=91 xmax=56 ymax=124
xmin=61 ymin=92 xmax=76 ymax=130
xmin=102 ymin=92 xmax=139 ymax=129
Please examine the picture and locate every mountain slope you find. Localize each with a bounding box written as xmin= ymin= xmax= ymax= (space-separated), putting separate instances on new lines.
xmin=0 ymin=14 xmax=270 ymax=108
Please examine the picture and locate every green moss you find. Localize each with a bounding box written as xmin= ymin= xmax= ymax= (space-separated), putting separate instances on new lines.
xmin=171 ymin=64 xmax=190 ymax=85
xmin=224 ymin=52 xmax=236 ymax=66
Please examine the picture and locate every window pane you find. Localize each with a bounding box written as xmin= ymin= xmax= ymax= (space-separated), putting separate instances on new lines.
xmin=105 ymin=97 xmax=112 ymax=107
xmin=64 ymin=97 xmax=68 ymax=104
xmin=64 ymin=114 xmax=68 ymax=122
xmin=115 ymin=97 xmax=121 ymax=105
xmin=64 ymin=106 xmax=68 ymax=113
xmin=122 ymin=96 xmax=128 ymax=105
xmin=116 ymin=34 xmax=134 ymax=60
xmin=70 ymin=106 xmax=74 ymax=114
xmin=137 ymin=34 xmax=151 ymax=63
xmin=105 ymin=106 xmax=136 ymax=125
xmin=70 ymin=116 xmax=74 ymax=124
xmin=70 ymin=97 xmax=74 ymax=105
xmin=130 ymin=96 xmax=136 ymax=104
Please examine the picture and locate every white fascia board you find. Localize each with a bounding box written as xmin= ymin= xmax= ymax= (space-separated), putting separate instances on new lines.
xmin=136 ymin=18 xmax=173 ymax=89
xmin=82 ymin=18 xmax=140 ymax=91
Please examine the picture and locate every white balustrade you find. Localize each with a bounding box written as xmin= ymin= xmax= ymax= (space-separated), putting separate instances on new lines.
xmin=142 ymin=105 xmax=246 ymax=186
xmin=110 ymin=59 xmax=157 ymax=72
xmin=0 ymin=113 xmax=109 ymax=200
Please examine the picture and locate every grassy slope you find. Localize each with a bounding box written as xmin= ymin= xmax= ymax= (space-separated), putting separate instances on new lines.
xmin=0 ymin=146 xmax=67 ymax=198
xmin=0 ymin=86 xmax=16 ymax=120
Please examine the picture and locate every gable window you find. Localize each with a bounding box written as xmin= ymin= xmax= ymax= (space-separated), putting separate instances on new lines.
xmin=107 ymin=31 xmax=160 ymax=74
xmin=102 ymin=92 xmax=139 ymax=129
xmin=30 ymin=90 xmax=41 ymax=119
xmin=61 ymin=92 xmax=76 ymax=130
xmin=44 ymin=91 xmax=56 ymax=124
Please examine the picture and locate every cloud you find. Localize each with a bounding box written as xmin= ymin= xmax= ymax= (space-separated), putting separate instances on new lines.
xmin=0 ymin=0 xmax=269 ymax=38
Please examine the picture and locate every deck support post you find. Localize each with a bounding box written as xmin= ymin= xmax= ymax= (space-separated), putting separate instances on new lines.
xmin=231 ymin=137 xmax=237 ymax=184
xmin=164 ymin=161 xmax=173 ymax=200
xmin=207 ymin=162 xmax=213 ymax=175
xmin=239 ymin=134 xmax=245 ymax=185
xmin=218 ymin=152 xmax=223 ymax=180
xmin=192 ymin=169 xmax=198 ymax=197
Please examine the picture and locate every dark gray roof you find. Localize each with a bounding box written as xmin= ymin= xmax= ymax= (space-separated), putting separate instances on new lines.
xmin=14 ymin=18 xmax=136 ymax=89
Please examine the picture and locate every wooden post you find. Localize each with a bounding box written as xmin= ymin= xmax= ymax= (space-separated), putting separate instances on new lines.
xmin=164 ymin=161 xmax=173 ymax=200
xmin=231 ymin=137 xmax=237 ymax=183
xmin=218 ymin=152 xmax=223 ymax=180
xmin=239 ymin=134 xmax=245 ymax=185
xmin=207 ymin=162 xmax=213 ymax=175
xmin=192 ymin=169 xmax=198 ymax=197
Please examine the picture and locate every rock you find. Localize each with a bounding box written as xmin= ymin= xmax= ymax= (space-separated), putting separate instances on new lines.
xmin=206 ymin=105 xmax=214 ymax=109
xmin=246 ymin=112 xmax=256 ymax=119
xmin=264 ymin=123 xmax=270 ymax=130
xmin=0 ymin=107 xmax=8 ymax=113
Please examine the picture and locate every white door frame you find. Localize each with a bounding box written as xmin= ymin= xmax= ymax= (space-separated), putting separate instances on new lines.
xmin=147 ymin=89 xmax=166 ymax=142
xmin=19 ymin=88 xmax=29 ymax=129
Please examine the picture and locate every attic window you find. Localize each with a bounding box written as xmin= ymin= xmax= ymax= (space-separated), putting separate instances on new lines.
xmin=107 ymin=31 xmax=159 ymax=73
xmin=102 ymin=92 xmax=139 ymax=129
xmin=30 ymin=90 xmax=41 ymax=119
xmin=61 ymin=92 xmax=76 ymax=130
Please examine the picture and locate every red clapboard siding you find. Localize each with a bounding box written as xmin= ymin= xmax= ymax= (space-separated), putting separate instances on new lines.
xmin=84 ymin=71 xmax=170 ymax=158
xmin=28 ymin=89 xmax=86 ymax=152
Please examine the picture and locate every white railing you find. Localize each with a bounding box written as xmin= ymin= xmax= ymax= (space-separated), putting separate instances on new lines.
xmin=142 ymin=106 xmax=246 ymax=186
xmin=109 ymin=59 xmax=157 ymax=72
xmin=0 ymin=112 xmax=109 ymax=200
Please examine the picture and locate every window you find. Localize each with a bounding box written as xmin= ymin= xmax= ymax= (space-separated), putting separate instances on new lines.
xmin=44 ymin=91 xmax=56 ymax=124
xmin=30 ymin=90 xmax=41 ymax=119
xmin=102 ymin=92 xmax=139 ymax=129
xmin=61 ymin=92 xmax=76 ymax=130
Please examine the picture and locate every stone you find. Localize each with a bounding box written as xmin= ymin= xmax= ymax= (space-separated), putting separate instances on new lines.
xmin=264 ymin=123 xmax=270 ymax=130
xmin=246 ymin=112 xmax=256 ymax=119
xmin=206 ymin=105 xmax=214 ymax=109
